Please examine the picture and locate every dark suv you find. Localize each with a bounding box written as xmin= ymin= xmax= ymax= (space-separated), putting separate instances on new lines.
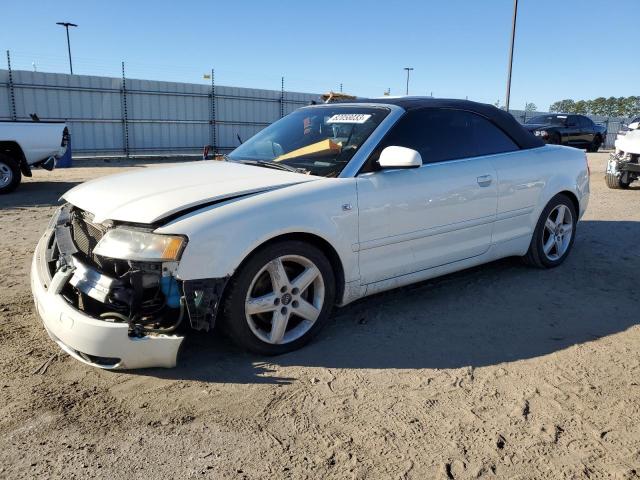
xmin=523 ymin=114 xmax=607 ymax=152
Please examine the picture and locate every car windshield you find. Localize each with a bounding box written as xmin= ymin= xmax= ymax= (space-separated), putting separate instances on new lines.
xmin=227 ymin=106 xmax=389 ymax=177
xmin=526 ymin=115 xmax=567 ymax=126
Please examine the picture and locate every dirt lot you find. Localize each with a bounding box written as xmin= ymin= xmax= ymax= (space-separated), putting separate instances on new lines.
xmin=0 ymin=153 xmax=638 ymax=479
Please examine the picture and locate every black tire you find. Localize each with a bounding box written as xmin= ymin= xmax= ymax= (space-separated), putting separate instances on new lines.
xmin=523 ymin=193 xmax=577 ymax=269
xmin=0 ymin=154 xmax=21 ymax=194
xmin=221 ymin=240 xmax=336 ymax=355
xmin=605 ymin=172 xmax=631 ymax=189
xmin=587 ymin=135 xmax=602 ymax=153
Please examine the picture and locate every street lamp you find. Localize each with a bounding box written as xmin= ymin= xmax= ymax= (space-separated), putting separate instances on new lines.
xmin=504 ymin=0 xmax=518 ymax=111
xmin=56 ymin=22 xmax=78 ymax=75
xmin=404 ymin=67 xmax=414 ymax=96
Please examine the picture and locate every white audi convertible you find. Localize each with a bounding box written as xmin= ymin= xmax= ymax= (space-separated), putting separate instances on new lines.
xmin=31 ymin=98 xmax=590 ymax=369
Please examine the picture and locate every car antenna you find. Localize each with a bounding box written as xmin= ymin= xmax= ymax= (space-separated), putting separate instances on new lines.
xmin=236 ymin=133 xmax=243 ymax=144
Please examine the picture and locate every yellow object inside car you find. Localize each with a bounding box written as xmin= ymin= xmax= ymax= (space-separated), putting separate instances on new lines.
xmin=275 ymin=139 xmax=342 ymax=162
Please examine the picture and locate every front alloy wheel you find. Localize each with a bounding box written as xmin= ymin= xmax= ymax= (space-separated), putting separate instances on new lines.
xmin=245 ymin=255 xmax=325 ymax=345
xmin=222 ymin=241 xmax=335 ymax=355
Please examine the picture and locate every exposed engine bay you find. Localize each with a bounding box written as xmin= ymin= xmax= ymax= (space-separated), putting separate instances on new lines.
xmin=607 ymin=129 xmax=640 ymax=188
xmin=45 ymin=204 xmax=225 ymax=339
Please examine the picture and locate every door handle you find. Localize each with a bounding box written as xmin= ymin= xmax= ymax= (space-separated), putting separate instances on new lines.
xmin=477 ymin=174 xmax=493 ymax=187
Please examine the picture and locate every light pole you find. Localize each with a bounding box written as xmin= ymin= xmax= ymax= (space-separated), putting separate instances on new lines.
xmin=404 ymin=67 xmax=414 ymax=95
xmin=56 ymin=22 xmax=78 ymax=75
xmin=504 ymin=0 xmax=518 ymax=111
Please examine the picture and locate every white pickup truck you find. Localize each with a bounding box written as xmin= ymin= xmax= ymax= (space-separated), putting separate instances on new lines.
xmin=0 ymin=121 xmax=69 ymax=194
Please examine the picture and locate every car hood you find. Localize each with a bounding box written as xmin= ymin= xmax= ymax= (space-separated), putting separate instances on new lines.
xmin=63 ymin=160 xmax=319 ymax=224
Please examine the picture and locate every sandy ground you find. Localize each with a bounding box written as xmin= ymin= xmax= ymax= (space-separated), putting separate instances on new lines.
xmin=0 ymin=153 xmax=638 ymax=479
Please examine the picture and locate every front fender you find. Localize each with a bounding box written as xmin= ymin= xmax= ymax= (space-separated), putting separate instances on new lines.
xmin=156 ymin=178 xmax=360 ymax=284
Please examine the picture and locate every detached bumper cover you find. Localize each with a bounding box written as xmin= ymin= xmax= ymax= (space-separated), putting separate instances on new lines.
xmin=31 ymin=231 xmax=184 ymax=370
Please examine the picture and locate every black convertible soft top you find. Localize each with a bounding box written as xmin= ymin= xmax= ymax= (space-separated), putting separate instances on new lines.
xmin=345 ymin=97 xmax=544 ymax=150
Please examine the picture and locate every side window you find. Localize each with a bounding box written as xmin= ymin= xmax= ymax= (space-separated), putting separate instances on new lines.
xmin=580 ymin=116 xmax=594 ymax=128
xmin=567 ymin=115 xmax=579 ymax=127
xmin=375 ymin=108 xmax=518 ymax=165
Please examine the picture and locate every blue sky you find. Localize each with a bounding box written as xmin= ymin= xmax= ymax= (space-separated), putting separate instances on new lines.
xmin=2 ymin=0 xmax=638 ymax=110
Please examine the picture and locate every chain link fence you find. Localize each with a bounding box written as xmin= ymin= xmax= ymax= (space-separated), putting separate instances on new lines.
xmin=2 ymin=52 xmax=632 ymax=155
xmin=0 ymin=64 xmax=320 ymax=156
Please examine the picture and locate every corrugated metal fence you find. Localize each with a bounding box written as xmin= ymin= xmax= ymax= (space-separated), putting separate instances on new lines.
xmin=509 ymin=109 xmax=631 ymax=149
xmin=0 ymin=68 xmax=320 ymax=155
xmin=1 ymin=67 xmax=632 ymax=154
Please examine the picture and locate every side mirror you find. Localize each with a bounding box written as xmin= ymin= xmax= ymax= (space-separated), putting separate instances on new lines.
xmin=378 ymin=146 xmax=422 ymax=169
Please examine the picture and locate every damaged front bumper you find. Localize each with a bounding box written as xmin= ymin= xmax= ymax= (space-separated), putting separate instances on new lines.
xmin=31 ymin=231 xmax=184 ymax=369
xmin=31 ymin=204 xmax=231 ymax=369
xmin=608 ymin=152 xmax=640 ymax=181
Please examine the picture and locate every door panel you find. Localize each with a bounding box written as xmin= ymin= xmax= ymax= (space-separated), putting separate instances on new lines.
xmin=490 ymin=149 xmax=546 ymax=243
xmin=565 ymin=116 xmax=582 ymax=146
xmin=579 ymin=117 xmax=595 ymax=146
xmin=356 ymin=157 xmax=498 ymax=284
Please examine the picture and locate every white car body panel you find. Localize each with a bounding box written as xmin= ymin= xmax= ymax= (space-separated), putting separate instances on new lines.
xmin=491 ymin=145 xmax=589 ymax=245
xmin=0 ymin=121 xmax=68 ymax=164
xmin=63 ymin=161 xmax=319 ymax=223
xmin=615 ymin=129 xmax=640 ymax=155
xmin=156 ymin=145 xmax=587 ymax=301
xmin=157 ymin=177 xmax=363 ymax=300
xmin=356 ymin=155 xmax=498 ymax=284
xmin=31 ymin=99 xmax=590 ymax=369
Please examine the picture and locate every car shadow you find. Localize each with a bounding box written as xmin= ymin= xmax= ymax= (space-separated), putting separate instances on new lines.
xmin=131 ymin=219 xmax=639 ymax=385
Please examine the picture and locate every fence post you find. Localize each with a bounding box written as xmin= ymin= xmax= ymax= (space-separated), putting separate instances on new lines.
xmin=6 ymin=50 xmax=17 ymax=121
xmin=210 ymin=68 xmax=217 ymax=154
xmin=280 ymin=76 xmax=284 ymax=118
xmin=121 ymin=62 xmax=130 ymax=158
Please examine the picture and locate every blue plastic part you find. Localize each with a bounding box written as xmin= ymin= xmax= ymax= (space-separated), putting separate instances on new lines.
xmin=160 ymin=276 xmax=181 ymax=308
xmin=56 ymin=140 xmax=73 ymax=168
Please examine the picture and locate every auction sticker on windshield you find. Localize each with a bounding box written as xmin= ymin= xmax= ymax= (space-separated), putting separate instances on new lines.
xmin=327 ymin=113 xmax=372 ymax=124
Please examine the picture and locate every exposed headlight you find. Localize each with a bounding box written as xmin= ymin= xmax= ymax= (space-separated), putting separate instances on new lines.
xmin=94 ymin=229 xmax=186 ymax=261
xmin=534 ymin=130 xmax=548 ymax=137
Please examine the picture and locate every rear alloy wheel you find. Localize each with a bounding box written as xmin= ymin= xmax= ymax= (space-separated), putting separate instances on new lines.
xmin=222 ymin=241 xmax=335 ymax=355
xmin=0 ymin=154 xmax=21 ymax=194
xmin=523 ymin=194 xmax=577 ymax=268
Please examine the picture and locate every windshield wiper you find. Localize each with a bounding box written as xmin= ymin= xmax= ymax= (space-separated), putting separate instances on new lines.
xmin=229 ymin=157 xmax=308 ymax=174
xmin=255 ymin=160 xmax=305 ymax=173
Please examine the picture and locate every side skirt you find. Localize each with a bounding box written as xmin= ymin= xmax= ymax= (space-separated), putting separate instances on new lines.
xmin=357 ymin=235 xmax=531 ymax=300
